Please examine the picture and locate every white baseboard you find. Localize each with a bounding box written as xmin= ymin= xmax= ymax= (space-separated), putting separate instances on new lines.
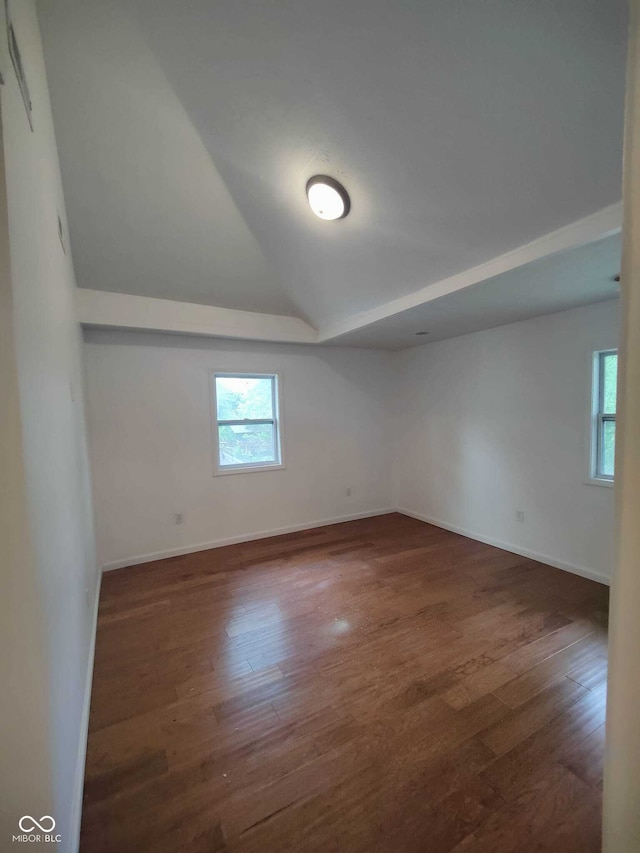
xmin=69 ymin=570 xmax=102 ymax=852
xmin=101 ymin=506 xmax=610 ymax=588
xmin=396 ymin=507 xmax=610 ymax=587
xmin=102 ymin=508 xmax=397 ymax=572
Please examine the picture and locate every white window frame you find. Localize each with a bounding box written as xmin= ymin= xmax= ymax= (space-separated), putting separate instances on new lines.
xmin=211 ymin=371 xmax=284 ymax=475
xmin=587 ymin=349 xmax=617 ymax=487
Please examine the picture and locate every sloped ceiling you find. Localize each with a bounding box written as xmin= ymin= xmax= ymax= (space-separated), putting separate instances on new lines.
xmin=37 ymin=0 xmax=298 ymax=317
xmin=329 ymin=233 xmax=621 ymax=349
xmin=38 ymin=0 xmax=627 ymax=342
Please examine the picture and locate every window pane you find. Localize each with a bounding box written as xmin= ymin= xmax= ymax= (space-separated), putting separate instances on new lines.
xmin=218 ymin=423 xmax=276 ymax=466
xmin=216 ymin=376 xmax=274 ymax=421
xmin=601 ymin=420 xmax=616 ymax=478
xmin=602 ymin=353 xmax=618 ymax=413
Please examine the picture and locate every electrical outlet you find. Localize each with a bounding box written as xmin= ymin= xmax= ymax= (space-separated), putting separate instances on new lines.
xmin=175 ymin=513 xmax=184 ymax=525
xmin=516 ymin=510 xmax=525 ymax=523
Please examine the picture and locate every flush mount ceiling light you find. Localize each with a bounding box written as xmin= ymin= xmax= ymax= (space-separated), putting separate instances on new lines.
xmin=306 ymin=175 xmax=350 ymax=221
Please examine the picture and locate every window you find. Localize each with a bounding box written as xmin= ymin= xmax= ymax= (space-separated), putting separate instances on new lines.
xmin=591 ymin=350 xmax=618 ymax=482
xmin=212 ymin=373 xmax=282 ymax=473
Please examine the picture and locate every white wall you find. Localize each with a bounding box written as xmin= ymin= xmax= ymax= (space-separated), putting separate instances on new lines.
xmin=0 ymin=95 xmax=54 ymax=850
xmin=0 ymin=2 xmax=97 ymax=849
xmin=603 ymin=2 xmax=640 ymax=846
xmin=392 ymin=300 xmax=619 ymax=583
xmin=83 ymin=330 xmax=394 ymax=570
xmin=85 ymin=302 xmax=619 ymax=583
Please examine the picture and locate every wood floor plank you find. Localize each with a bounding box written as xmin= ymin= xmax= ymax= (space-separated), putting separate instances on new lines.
xmin=560 ymin=721 xmax=607 ymax=790
xmin=498 ymin=618 xmax=597 ymax=673
xmin=451 ymin=763 xmax=601 ymax=853
xmin=492 ymin=633 xmax=607 ymax=708
xmin=81 ymin=514 xmax=608 ymax=851
xmin=444 ymin=660 xmax=518 ymax=710
xmin=566 ymin=654 xmax=609 ymax=691
xmin=479 ymin=680 xmax=608 ymax=801
xmin=479 ymin=676 xmax=589 ymax=757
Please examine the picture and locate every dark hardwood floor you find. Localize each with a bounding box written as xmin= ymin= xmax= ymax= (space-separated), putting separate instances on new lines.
xmin=81 ymin=513 xmax=609 ymax=852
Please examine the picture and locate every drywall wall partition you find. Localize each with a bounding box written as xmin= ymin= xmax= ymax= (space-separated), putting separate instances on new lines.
xmin=0 ymin=103 xmax=55 ymax=848
xmin=603 ymin=1 xmax=640 ymax=845
xmin=392 ymin=300 xmax=619 ymax=583
xmin=0 ymin=2 xmax=98 ymax=849
xmin=83 ymin=330 xmax=395 ymax=570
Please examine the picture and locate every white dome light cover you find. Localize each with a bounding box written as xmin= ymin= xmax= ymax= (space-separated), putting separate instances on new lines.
xmin=306 ymin=175 xmax=350 ymax=221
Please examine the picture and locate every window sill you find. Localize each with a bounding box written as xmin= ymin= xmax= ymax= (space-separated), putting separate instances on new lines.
xmin=214 ymin=463 xmax=286 ymax=477
xmin=584 ymin=477 xmax=614 ymax=489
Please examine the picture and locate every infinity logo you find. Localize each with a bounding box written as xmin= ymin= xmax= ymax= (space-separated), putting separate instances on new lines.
xmin=18 ymin=816 xmax=56 ymax=833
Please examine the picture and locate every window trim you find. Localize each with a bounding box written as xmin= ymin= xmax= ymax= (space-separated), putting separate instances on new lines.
xmin=211 ymin=371 xmax=285 ymax=476
xmin=586 ymin=349 xmax=617 ymax=488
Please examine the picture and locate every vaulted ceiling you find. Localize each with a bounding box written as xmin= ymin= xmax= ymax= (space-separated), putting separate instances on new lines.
xmin=38 ymin=0 xmax=627 ymax=348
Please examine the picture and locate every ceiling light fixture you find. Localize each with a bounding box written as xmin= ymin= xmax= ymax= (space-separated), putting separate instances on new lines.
xmin=306 ymin=175 xmax=350 ymax=221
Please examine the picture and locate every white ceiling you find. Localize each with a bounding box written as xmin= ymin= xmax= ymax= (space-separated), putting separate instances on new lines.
xmin=38 ymin=0 xmax=627 ymax=346
xmin=37 ymin=0 xmax=298 ymax=317
xmin=330 ymin=234 xmax=621 ymax=349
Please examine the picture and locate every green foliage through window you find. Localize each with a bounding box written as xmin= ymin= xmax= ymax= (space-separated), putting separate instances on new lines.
xmin=214 ymin=375 xmax=280 ymax=468
xmin=216 ymin=376 xmax=274 ymax=421
xmin=595 ymin=351 xmax=617 ymax=480
xmin=601 ymin=353 xmax=617 ymax=414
